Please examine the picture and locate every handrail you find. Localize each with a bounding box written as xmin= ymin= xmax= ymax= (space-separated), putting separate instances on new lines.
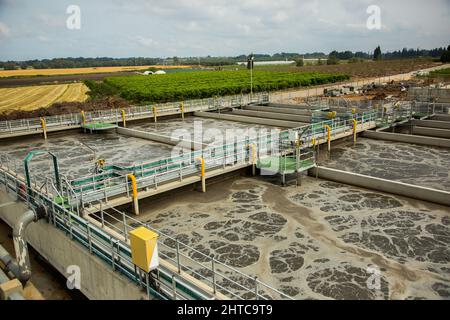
xmin=85 ymin=201 xmax=294 ymax=300
xmin=0 ymin=162 xmax=294 ymax=300
xmin=0 ymin=93 xmax=270 ymax=135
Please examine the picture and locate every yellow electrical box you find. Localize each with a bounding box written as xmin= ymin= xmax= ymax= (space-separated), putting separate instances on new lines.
xmin=129 ymin=227 xmax=159 ymax=273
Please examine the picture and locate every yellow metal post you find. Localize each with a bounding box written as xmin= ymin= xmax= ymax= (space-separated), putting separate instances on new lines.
xmin=324 ymin=125 xmax=331 ymax=152
xmin=352 ymin=119 xmax=357 ymax=144
xmin=180 ymin=103 xmax=185 ymax=120
xmin=40 ymin=117 xmax=47 ymax=140
xmin=153 ymin=106 xmax=157 ymax=123
xmin=196 ymin=157 xmax=206 ymax=192
xmin=81 ymin=110 xmax=86 ymax=125
xmin=121 ymin=109 xmax=126 ymax=128
xmin=248 ymin=144 xmax=256 ymax=176
xmin=127 ymin=174 xmax=139 ymax=215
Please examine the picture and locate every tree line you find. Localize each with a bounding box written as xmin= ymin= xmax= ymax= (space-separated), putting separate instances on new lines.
xmin=1 ymin=46 xmax=449 ymax=70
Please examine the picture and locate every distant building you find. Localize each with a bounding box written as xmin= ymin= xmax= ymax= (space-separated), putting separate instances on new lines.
xmin=237 ymin=60 xmax=295 ymax=66
xmin=141 ymin=70 xmax=166 ymax=75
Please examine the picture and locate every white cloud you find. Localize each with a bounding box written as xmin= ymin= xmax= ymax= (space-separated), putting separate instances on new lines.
xmin=130 ymin=35 xmax=158 ymax=48
xmin=272 ymin=11 xmax=289 ymax=23
xmin=236 ymin=23 xmax=251 ymax=35
xmin=0 ymin=0 xmax=449 ymax=60
xmin=37 ymin=35 xmax=50 ymax=42
xmin=0 ymin=21 xmax=10 ymax=37
xmin=185 ymin=21 xmax=201 ymax=32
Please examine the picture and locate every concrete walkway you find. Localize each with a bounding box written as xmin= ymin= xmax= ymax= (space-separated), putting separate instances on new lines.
xmin=362 ymin=130 xmax=450 ymax=148
xmin=309 ymin=166 xmax=450 ymax=207
xmin=194 ymin=111 xmax=306 ymax=128
xmin=231 ymin=109 xmax=311 ymax=123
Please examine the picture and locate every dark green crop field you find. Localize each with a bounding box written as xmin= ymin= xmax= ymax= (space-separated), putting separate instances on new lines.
xmin=94 ymin=70 xmax=349 ymax=103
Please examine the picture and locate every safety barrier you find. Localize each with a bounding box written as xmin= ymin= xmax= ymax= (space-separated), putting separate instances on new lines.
xmin=0 ymin=93 xmax=269 ymax=137
xmin=65 ymin=131 xmax=285 ymax=206
xmin=0 ymin=159 xmax=294 ymax=300
xmin=85 ymin=202 xmax=294 ymax=300
xmin=61 ymin=111 xmax=377 ymax=207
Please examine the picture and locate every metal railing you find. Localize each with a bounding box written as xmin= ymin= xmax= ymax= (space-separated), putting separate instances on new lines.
xmin=85 ymin=202 xmax=294 ymax=300
xmin=0 ymin=109 xmax=378 ymax=209
xmin=0 ymin=168 xmax=201 ymax=300
xmin=65 ymin=130 xmax=285 ymax=206
xmin=61 ymin=111 xmax=377 ymax=207
xmin=0 ymin=160 xmax=294 ymax=300
xmin=411 ymin=101 xmax=450 ymax=117
xmin=0 ymin=93 xmax=269 ymax=136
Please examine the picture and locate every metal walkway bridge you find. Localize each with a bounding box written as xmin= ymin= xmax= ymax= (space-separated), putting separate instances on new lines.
xmin=0 ymin=93 xmax=271 ymax=139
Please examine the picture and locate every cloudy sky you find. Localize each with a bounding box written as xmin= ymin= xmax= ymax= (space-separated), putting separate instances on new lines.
xmin=0 ymin=0 xmax=449 ymax=60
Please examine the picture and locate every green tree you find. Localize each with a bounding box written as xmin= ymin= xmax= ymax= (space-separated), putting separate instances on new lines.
xmin=373 ymin=46 xmax=382 ymax=60
xmin=441 ymin=45 xmax=450 ymax=63
xmin=317 ymin=58 xmax=324 ymax=65
xmin=296 ymin=58 xmax=304 ymax=67
xmin=441 ymin=51 xmax=450 ymax=63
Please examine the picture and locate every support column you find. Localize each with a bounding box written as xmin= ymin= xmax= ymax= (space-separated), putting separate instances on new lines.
xmin=153 ymin=106 xmax=157 ymax=123
xmin=324 ymin=125 xmax=331 ymax=152
xmin=352 ymin=119 xmax=357 ymax=144
xmin=127 ymin=174 xmax=139 ymax=215
xmin=180 ymin=103 xmax=185 ymax=120
xmin=81 ymin=110 xmax=86 ymax=126
xmin=249 ymin=144 xmax=256 ymax=176
xmin=40 ymin=117 xmax=47 ymax=140
xmin=295 ymin=140 xmax=301 ymax=186
xmin=121 ymin=109 xmax=127 ymax=128
xmin=196 ymin=157 xmax=206 ymax=193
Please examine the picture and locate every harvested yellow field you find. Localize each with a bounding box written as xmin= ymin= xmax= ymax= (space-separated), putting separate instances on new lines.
xmin=0 ymin=65 xmax=190 ymax=78
xmin=0 ymin=83 xmax=89 ymax=113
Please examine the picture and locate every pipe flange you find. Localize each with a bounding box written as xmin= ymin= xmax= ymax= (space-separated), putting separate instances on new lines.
xmin=34 ymin=206 xmax=47 ymax=220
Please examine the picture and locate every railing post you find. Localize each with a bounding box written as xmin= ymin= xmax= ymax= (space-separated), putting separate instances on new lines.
xmin=176 ymin=240 xmax=181 ymax=273
xmin=110 ymin=238 xmax=116 ymax=270
xmin=87 ymin=223 xmax=93 ymax=253
xmin=212 ymin=258 xmax=216 ymax=294
xmin=123 ymin=212 xmax=128 ymax=241
xmin=172 ymin=275 xmax=177 ymax=300
xmin=100 ymin=202 xmax=105 ymax=228
xmin=254 ymin=276 xmax=259 ymax=300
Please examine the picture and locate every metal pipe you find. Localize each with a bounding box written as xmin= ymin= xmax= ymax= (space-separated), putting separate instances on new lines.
xmin=0 ymin=206 xmax=47 ymax=284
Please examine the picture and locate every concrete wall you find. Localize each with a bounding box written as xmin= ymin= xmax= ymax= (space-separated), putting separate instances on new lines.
xmin=362 ymin=131 xmax=450 ymax=148
xmin=194 ymin=111 xmax=304 ymax=128
xmin=412 ymin=127 xmax=450 ymax=139
xmin=244 ymin=105 xmax=312 ymax=116
xmin=117 ymin=127 xmax=207 ymax=150
xmin=308 ymin=166 xmax=450 ymax=207
xmin=231 ymin=109 xmax=311 ymax=123
xmin=0 ymin=192 xmax=147 ymax=300
xmin=267 ymin=103 xmax=312 ymax=110
xmin=413 ymin=119 xmax=450 ymax=130
xmin=431 ymin=114 xmax=450 ymax=122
